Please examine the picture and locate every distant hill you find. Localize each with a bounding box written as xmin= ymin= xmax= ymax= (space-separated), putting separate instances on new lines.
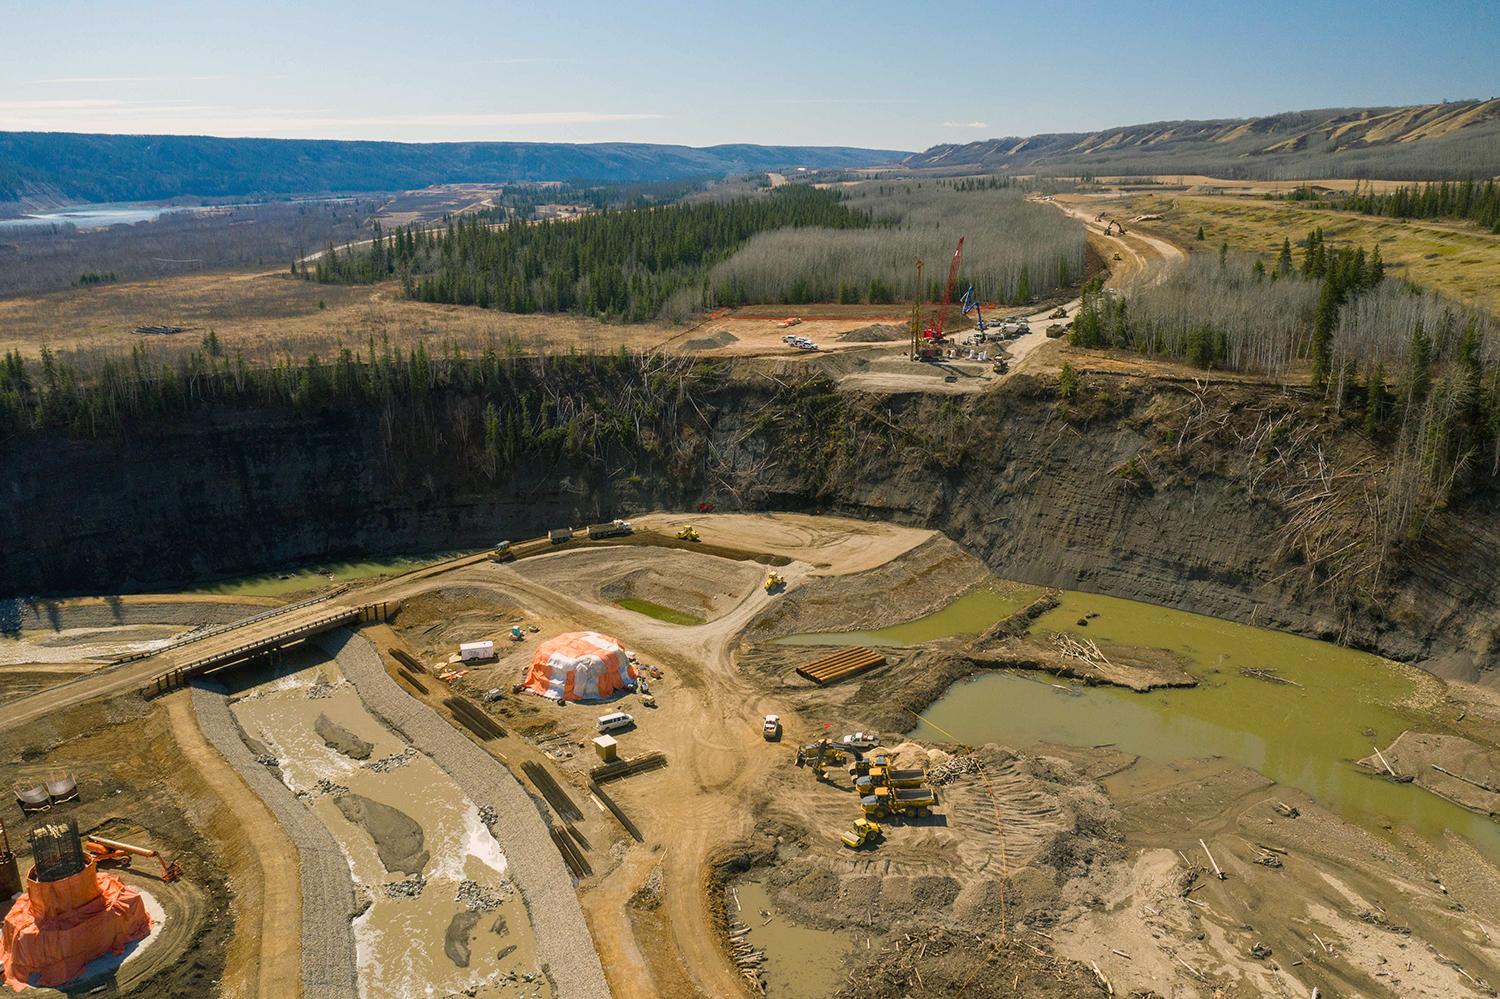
xmin=0 ymin=133 xmax=907 ymax=205
xmin=903 ymin=100 xmax=1500 ymax=180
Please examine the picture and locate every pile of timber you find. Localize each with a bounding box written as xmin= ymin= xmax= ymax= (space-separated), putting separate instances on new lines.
xmin=588 ymin=780 xmax=643 ymax=842
xmin=390 ymin=648 xmax=426 ymax=674
xmin=522 ymin=761 xmax=582 ymax=821
xmin=443 ymin=696 xmax=505 ymax=740
xmin=590 ymin=751 xmax=667 ymax=784
xmin=549 ymin=826 xmax=591 ymax=878
xmin=397 ymin=668 xmax=428 ymax=694
xmin=132 ymin=324 xmax=188 ymax=336
xmin=727 ymin=919 xmax=767 ymax=994
xmin=795 ymin=646 xmax=886 ymax=686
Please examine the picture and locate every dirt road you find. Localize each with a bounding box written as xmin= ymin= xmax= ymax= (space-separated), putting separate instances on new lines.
xmin=164 ymin=694 xmax=302 ymax=999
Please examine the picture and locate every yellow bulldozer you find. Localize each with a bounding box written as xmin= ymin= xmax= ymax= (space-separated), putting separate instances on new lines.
xmin=764 ymin=571 xmax=786 ymax=594
xmin=676 ymin=525 xmax=701 ymax=542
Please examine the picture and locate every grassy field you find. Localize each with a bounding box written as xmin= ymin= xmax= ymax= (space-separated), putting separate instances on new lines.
xmin=1125 ymin=193 xmax=1500 ymax=308
xmin=614 ymin=597 xmax=705 ymax=626
xmin=0 ymin=267 xmax=671 ymax=359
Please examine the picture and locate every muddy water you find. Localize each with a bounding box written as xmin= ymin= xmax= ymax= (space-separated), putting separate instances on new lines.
xmin=773 ymin=584 xmax=1044 ymax=647
xmin=911 ymin=590 xmax=1500 ymax=860
xmin=732 ymin=881 xmax=857 ymax=998
xmin=187 ymin=550 xmax=474 ymax=597
xmin=231 ymin=661 xmax=548 ymax=997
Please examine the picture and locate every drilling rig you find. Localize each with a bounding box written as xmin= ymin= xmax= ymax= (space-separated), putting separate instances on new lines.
xmin=914 ymin=236 xmax=964 ymax=361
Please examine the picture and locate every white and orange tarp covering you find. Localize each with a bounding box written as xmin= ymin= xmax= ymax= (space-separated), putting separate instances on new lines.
xmin=522 ymin=631 xmax=637 ymax=702
xmin=0 ymin=862 xmax=151 ymax=991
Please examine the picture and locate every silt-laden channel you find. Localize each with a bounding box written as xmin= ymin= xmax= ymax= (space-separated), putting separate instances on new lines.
xmin=229 ymin=656 xmax=549 ymax=997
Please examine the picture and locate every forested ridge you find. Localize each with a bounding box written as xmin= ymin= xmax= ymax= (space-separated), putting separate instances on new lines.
xmin=0 ymin=132 xmax=903 ymax=204
xmin=312 ymin=180 xmax=1087 ymax=320
xmin=312 ymin=185 xmax=870 ymax=320
xmin=1282 ymin=178 xmax=1500 ymax=231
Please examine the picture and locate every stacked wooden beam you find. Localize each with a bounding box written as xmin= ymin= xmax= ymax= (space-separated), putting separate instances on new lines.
xmin=795 ymin=646 xmax=886 ymax=686
xmin=590 ymin=751 xmax=667 ymax=784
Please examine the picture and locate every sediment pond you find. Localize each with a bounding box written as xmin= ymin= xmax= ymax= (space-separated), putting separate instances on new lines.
xmin=731 ymin=881 xmax=858 ymax=998
xmin=910 ymin=589 xmax=1500 ymax=860
xmin=774 ymin=584 xmax=1044 ymax=647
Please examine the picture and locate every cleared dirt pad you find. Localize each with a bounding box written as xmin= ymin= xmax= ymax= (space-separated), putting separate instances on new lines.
xmin=525 ymin=546 xmax=764 ymax=625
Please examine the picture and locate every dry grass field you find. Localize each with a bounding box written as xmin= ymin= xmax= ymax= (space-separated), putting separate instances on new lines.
xmin=1122 ymin=192 xmax=1500 ymax=307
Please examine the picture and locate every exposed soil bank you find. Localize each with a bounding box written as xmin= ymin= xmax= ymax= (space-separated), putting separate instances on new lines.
xmin=5 ymin=365 xmax=1498 ymax=680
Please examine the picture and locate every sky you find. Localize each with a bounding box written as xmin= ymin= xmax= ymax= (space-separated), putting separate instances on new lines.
xmin=3 ymin=0 xmax=1498 ymax=151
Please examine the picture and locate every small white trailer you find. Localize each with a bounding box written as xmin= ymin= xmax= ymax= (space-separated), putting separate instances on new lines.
xmin=459 ymin=640 xmax=495 ymax=662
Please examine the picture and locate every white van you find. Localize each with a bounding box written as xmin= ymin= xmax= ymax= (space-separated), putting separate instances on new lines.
xmin=596 ymin=711 xmax=635 ymax=735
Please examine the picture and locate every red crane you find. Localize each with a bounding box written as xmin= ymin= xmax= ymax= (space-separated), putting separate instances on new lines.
xmin=917 ymin=236 xmax=964 ymax=360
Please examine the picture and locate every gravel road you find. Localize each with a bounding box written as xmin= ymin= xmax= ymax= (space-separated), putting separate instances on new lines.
xmin=318 ymin=629 xmax=611 ymax=999
xmin=191 ymin=684 xmax=360 ymax=999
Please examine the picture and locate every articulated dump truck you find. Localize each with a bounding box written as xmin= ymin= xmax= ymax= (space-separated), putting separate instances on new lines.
xmin=860 ymin=784 xmax=937 ymax=819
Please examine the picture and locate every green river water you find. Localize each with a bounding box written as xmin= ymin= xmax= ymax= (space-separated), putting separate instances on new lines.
xmin=185 ymin=551 xmax=475 ymax=597
xmin=786 ymin=586 xmax=1499 ymax=860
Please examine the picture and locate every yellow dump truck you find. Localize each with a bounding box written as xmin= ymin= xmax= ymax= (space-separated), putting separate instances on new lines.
xmin=860 ymin=785 xmax=937 ymax=819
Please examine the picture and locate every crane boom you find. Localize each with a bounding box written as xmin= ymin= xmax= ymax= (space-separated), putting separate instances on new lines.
xmin=928 ymin=236 xmax=965 ymax=342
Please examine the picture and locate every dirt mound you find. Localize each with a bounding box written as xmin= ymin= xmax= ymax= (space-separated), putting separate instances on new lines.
xmin=334 ymin=794 xmax=428 ymax=875
xmin=314 ymin=713 xmax=372 ymax=760
xmin=681 ymin=329 xmax=739 ymax=351
xmin=1360 ymin=730 xmax=1500 ymax=816
xmin=444 ymin=910 xmax=481 ymax=967
xmin=838 ymin=324 xmax=906 ymax=343
xmin=389 ymin=585 xmax=530 ymax=664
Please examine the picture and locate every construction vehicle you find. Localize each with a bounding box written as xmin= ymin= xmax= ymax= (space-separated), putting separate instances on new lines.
xmin=840 ymin=818 xmax=883 ymax=850
xmin=859 ymin=784 xmax=937 ymax=819
xmin=587 ymin=519 xmax=633 ymax=539
xmin=762 ymin=714 xmax=781 ymax=741
xmin=676 ymin=525 xmax=701 ymax=542
xmin=913 ymin=237 xmax=965 ymax=361
xmin=764 ymin=572 xmax=785 ymax=594
xmin=796 ymin=739 xmax=849 ymax=778
xmin=83 ymin=836 xmax=184 ymax=882
xmin=959 ymin=285 xmax=988 ymax=332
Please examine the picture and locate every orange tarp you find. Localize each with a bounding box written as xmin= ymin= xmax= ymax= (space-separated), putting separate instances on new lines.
xmin=0 ymin=862 xmax=151 ymax=991
xmin=522 ymin=631 xmax=636 ymax=702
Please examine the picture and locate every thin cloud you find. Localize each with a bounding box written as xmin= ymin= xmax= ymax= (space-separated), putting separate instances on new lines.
xmin=34 ymin=75 xmax=224 ymax=84
xmin=943 ymin=120 xmax=991 ymax=129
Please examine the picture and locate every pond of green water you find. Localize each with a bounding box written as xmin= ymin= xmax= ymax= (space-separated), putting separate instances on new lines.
xmin=909 ymin=590 xmax=1500 ymax=859
xmin=773 ymin=585 xmax=1043 ymax=647
xmin=615 ymin=597 xmax=705 ymax=626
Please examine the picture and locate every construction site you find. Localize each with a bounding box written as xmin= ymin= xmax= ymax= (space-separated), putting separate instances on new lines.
xmin=1 ymin=505 xmax=1498 ymax=998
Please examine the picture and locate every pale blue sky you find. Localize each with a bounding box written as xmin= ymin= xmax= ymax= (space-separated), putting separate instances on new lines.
xmin=3 ymin=0 xmax=1497 ymax=149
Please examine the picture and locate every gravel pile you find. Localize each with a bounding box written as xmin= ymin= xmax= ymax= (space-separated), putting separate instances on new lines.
xmin=478 ymin=804 xmax=498 ymax=825
xmin=191 ymin=684 xmax=359 ymax=999
xmin=456 ymin=879 xmax=509 ymax=912
xmin=365 ymin=747 xmax=418 ymax=773
xmin=319 ymin=629 xmax=609 ymax=999
xmin=306 ymin=676 xmax=339 ymax=699
xmin=310 ymin=778 xmax=349 ymax=797
xmin=254 ymin=752 xmax=281 ymax=767
xmin=383 ymin=874 xmax=427 ymax=898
